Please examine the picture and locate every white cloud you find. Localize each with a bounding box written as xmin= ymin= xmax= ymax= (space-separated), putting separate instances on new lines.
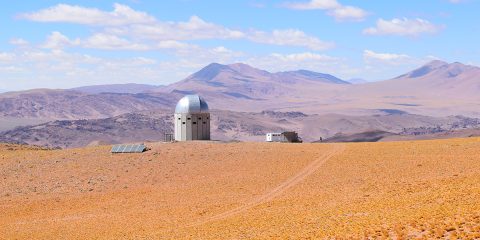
xmin=19 ymin=3 xmax=155 ymax=26
xmin=82 ymin=33 xmax=150 ymax=50
xmin=114 ymin=15 xmax=245 ymax=41
xmin=0 ymin=52 xmax=15 ymax=62
xmin=364 ymin=50 xmax=409 ymax=61
xmin=0 ymin=65 xmax=24 ymax=73
xmin=105 ymin=16 xmax=330 ymax=50
xmin=129 ymin=57 xmax=157 ymax=65
xmin=246 ymin=52 xmax=343 ymax=74
xmin=212 ymin=46 xmax=235 ymax=54
xmin=363 ymin=18 xmax=443 ymax=37
xmin=21 ymin=4 xmax=332 ymax=51
xmin=363 ymin=50 xmax=411 ymax=64
xmin=174 ymin=45 xmax=244 ymax=62
xmin=270 ymin=52 xmax=338 ymax=62
xmin=285 ymin=0 xmax=340 ymax=9
xmin=0 ymin=44 xmax=246 ymax=90
xmin=39 ymin=31 xmax=197 ymax=51
xmin=248 ymin=29 xmax=334 ymax=51
xmin=0 ymin=49 xmax=167 ymax=90
xmin=283 ymin=0 xmax=368 ymax=21
xmin=328 ymin=6 xmax=368 ymax=21
xmin=155 ymin=40 xmax=194 ymax=50
xmin=42 ymin=31 xmax=80 ymax=49
xmin=9 ymin=38 xmax=29 ymax=46
xmin=176 ymin=16 xmax=245 ymax=39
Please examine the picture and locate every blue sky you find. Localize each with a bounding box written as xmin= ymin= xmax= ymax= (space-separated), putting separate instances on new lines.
xmin=0 ymin=0 xmax=479 ymax=91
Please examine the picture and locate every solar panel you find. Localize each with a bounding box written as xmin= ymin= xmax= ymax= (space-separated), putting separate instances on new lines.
xmin=111 ymin=145 xmax=120 ymax=152
xmin=125 ymin=145 xmax=133 ymax=152
xmin=111 ymin=144 xmax=146 ymax=153
xmin=135 ymin=145 xmax=144 ymax=152
xmin=118 ymin=145 xmax=126 ymax=152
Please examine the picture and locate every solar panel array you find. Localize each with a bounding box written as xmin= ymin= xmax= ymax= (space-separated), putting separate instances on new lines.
xmin=111 ymin=144 xmax=146 ymax=153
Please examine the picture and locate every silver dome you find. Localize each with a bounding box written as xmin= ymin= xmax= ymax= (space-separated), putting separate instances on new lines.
xmin=175 ymin=95 xmax=209 ymax=114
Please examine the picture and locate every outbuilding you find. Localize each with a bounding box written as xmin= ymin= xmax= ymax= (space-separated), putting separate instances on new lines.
xmin=266 ymin=131 xmax=302 ymax=143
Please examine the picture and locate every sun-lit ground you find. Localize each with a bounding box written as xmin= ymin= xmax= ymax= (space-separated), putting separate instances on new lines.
xmin=1 ymin=138 xmax=480 ymax=239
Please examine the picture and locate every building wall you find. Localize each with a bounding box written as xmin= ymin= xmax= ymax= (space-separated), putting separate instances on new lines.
xmin=266 ymin=133 xmax=284 ymax=142
xmin=174 ymin=113 xmax=182 ymax=141
xmin=174 ymin=113 xmax=210 ymax=141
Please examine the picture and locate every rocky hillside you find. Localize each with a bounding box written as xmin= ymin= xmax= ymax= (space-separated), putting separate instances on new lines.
xmin=0 ymin=89 xmax=176 ymax=119
xmin=0 ymin=112 xmax=173 ymax=148
xmin=2 ymin=109 xmax=480 ymax=148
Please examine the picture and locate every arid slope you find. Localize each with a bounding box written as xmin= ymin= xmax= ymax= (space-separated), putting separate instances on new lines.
xmin=1 ymin=138 xmax=480 ymax=239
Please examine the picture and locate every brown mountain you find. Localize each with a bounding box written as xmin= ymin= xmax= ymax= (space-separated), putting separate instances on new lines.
xmin=154 ymin=63 xmax=350 ymax=112
xmin=396 ymin=60 xmax=480 ymax=98
xmin=361 ymin=60 xmax=480 ymax=99
xmin=332 ymin=60 xmax=480 ymax=117
xmin=161 ymin=63 xmax=349 ymax=95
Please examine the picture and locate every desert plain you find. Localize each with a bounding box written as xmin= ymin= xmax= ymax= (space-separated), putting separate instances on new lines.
xmin=1 ymin=138 xmax=480 ymax=239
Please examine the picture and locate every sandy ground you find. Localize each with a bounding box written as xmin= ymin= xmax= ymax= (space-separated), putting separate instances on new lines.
xmin=1 ymin=139 xmax=480 ymax=239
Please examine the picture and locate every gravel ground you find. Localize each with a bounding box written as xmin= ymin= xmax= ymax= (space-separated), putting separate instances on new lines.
xmin=1 ymin=139 xmax=480 ymax=239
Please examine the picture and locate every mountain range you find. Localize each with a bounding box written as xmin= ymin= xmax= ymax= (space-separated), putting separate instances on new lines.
xmin=147 ymin=60 xmax=478 ymax=117
xmin=2 ymin=60 xmax=478 ymax=120
xmin=1 ymin=60 xmax=480 ymax=146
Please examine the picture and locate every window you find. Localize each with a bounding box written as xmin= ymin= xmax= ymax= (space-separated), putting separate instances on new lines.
xmin=187 ymin=117 xmax=191 ymax=120
xmin=182 ymin=122 xmax=186 ymax=124
xmin=178 ymin=118 xmax=181 ymax=120
xmin=198 ymin=117 xmax=202 ymax=120
xmin=193 ymin=122 xmax=197 ymax=124
xmin=203 ymin=122 xmax=206 ymax=124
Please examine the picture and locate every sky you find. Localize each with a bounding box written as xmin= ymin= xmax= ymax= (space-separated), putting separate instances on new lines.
xmin=0 ymin=0 xmax=479 ymax=91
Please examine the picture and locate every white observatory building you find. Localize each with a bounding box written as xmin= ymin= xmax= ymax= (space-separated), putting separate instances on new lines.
xmin=174 ymin=95 xmax=211 ymax=141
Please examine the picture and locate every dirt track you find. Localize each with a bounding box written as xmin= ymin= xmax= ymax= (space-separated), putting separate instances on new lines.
xmin=191 ymin=144 xmax=345 ymax=226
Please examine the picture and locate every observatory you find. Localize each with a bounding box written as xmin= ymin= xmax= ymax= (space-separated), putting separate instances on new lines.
xmin=174 ymin=95 xmax=211 ymax=141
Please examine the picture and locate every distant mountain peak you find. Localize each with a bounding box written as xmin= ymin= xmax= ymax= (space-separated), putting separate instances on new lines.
xmin=424 ymin=60 xmax=448 ymax=68
xmin=190 ymin=63 xmax=233 ymax=81
xmin=189 ymin=62 xmax=270 ymax=82
xmin=394 ymin=60 xmax=479 ymax=80
xmin=227 ymin=62 xmax=267 ymax=73
xmin=396 ymin=60 xmax=451 ymax=79
xmin=228 ymin=62 xmax=252 ymax=69
xmin=202 ymin=62 xmax=229 ymax=70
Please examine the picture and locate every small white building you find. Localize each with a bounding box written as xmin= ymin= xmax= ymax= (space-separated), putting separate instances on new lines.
xmin=266 ymin=131 xmax=302 ymax=143
xmin=174 ymin=95 xmax=211 ymax=141
xmin=266 ymin=133 xmax=284 ymax=142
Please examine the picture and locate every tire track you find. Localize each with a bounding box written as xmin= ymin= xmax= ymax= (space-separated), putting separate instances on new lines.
xmin=188 ymin=144 xmax=345 ymax=227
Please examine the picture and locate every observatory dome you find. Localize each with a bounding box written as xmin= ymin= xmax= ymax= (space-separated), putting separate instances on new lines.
xmin=175 ymin=94 xmax=209 ymax=114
